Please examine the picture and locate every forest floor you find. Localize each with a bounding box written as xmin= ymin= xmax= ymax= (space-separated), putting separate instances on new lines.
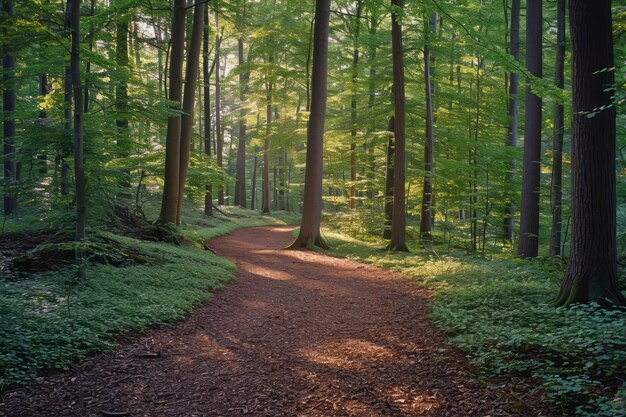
xmin=2 ymin=226 xmax=555 ymax=417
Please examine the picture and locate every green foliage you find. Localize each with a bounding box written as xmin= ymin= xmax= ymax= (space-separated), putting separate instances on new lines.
xmin=322 ymin=230 xmax=626 ymax=416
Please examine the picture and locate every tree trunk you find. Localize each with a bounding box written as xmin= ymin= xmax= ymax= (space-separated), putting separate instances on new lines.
xmin=517 ymin=0 xmax=542 ymax=258
xmin=235 ymin=37 xmax=249 ymax=208
xmin=203 ymin=6 xmax=213 ymax=216
xmin=349 ymin=1 xmax=363 ymax=210
xmin=556 ymin=0 xmax=625 ymax=307
xmin=288 ymin=0 xmax=331 ymax=249
xmin=158 ymin=0 xmax=186 ymax=223
xmin=420 ymin=12 xmax=437 ymax=237
xmin=70 ymin=0 xmax=86 ymax=281
xmin=2 ymin=1 xmax=17 ymax=215
xmin=84 ymin=0 xmax=95 ymax=113
xmin=176 ymin=2 xmax=206 ymax=224
xmin=115 ymin=2 xmax=130 ymax=158
xmin=262 ymin=52 xmax=273 ymax=214
xmin=383 ymin=116 xmax=395 ymax=239
xmin=251 ymin=145 xmax=258 ymax=210
xmin=388 ymin=0 xmax=408 ymax=252
xmin=504 ymin=0 xmax=520 ymax=245
xmin=38 ymin=74 xmax=49 ymax=175
xmin=215 ymin=10 xmax=224 ymax=205
xmin=549 ymin=0 xmax=565 ymax=257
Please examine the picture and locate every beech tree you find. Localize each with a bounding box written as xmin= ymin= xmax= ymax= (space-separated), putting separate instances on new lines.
xmin=387 ymin=0 xmax=407 ymax=252
xmin=517 ymin=0 xmax=542 ymax=258
xmin=556 ymin=0 xmax=625 ymax=307
xmin=288 ymin=0 xmax=330 ymax=249
xmin=2 ymin=0 xmax=17 ymax=215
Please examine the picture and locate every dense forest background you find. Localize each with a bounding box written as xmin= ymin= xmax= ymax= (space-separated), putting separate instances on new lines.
xmin=1 ymin=0 xmax=625 ymax=416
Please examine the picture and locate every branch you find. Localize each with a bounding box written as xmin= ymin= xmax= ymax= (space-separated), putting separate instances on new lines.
xmin=186 ymin=0 xmax=212 ymax=9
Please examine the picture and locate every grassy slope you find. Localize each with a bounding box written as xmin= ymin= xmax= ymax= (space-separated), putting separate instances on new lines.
xmin=0 ymin=207 xmax=297 ymax=389
xmin=319 ymin=230 xmax=625 ymax=417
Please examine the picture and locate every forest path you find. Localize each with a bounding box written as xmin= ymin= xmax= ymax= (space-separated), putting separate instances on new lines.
xmin=3 ymin=226 xmax=551 ymax=417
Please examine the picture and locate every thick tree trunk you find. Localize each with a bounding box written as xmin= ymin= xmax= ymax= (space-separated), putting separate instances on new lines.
xmin=2 ymin=1 xmax=17 ymax=215
xmin=388 ymin=0 xmax=408 ymax=251
xmin=158 ymin=0 xmax=186 ymax=223
xmin=203 ymin=6 xmax=213 ymax=216
xmin=504 ymin=0 xmax=520 ymax=245
xmin=176 ymin=2 xmax=206 ymax=224
xmin=549 ymin=0 xmax=565 ymax=258
xmin=383 ymin=116 xmax=395 ymax=239
xmin=517 ymin=0 xmax=542 ymax=258
xmin=288 ymin=0 xmax=331 ymax=249
xmin=556 ymin=0 xmax=625 ymax=307
xmin=70 ymin=0 xmax=86 ymax=280
xmin=420 ymin=13 xmax=437 ymax=237
xmin=234 ymin=37 xmax=249 ymax=208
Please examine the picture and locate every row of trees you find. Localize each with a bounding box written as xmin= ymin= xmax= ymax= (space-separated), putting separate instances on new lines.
xmin=1 ymin=0 xmax=624 ymax=305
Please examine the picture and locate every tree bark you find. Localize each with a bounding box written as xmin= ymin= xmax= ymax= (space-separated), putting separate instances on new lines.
xmin=2 ymin=1 xmax=17 ymax=215
xmin=349 ymin=0 xmax=363 ymax=210
xmin=176 ymin=2 xmax=206 ymax=224
xmin=288 ymin=0 xmax=331 ymax=249
xmin=234 ymin=37 xmax=249 ymax=208
xmin=549 ymin=0 xmax=565 ymax=257
xmin=517 ymin=0 xmax=542 ymax=258
xmin=420 ymin=12 xmax=437 ymax=237
xmin=383 ymin=116 xmax=395 ymax=239
xmin=158 ymin=0 xmax=186 ymax=223
xmin=214 ymin=9 xmax=224 ymax=205
xmin=388 ymin=0 xmax=408 ymax=251
xmin=115 ymin=1 xmax=130 ymax=159
xmin=262 ymin=51 xmax=273 ymax=214
xmin=504 ymin=0 xmax=520 ymax=245
xmin=70 ymin=0 xmax=86 ymax=280
xmin=556 ymin=0 xmax=625 ymax=307
xmin=203 ymin=6 xmax=213 ymax=216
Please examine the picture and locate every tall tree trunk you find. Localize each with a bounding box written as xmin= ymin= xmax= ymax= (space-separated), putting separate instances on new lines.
xmin=420 ymin=12 xmax=437 ymax=237
xmin=38 ymin=74 xmax=49 ymax=175
xmin=366 ymin=8 xmax=379 ymax=201
xmin=349 ymin=1 xmax=363 ymax=210
xmin=2 ymin=1 xmax=17 ymax=215
xmin=288 ymin=0 xmax=331 ymax=249
xmin=84 ymin=0 xmax=95 ymax=113
xmin=556 ymin=0 xmax=624 ymax=307
xmin=504 ymin=0 xmax=520 ymax=245
xmin=388 ymin=0 xmax=408 ymax=251
xmin=549 ymin=0 xmax=565 ymax=257
xmin=262 ymin=51 xmax=273 ymax=214
xmin=214 ymin=10 xmax=224 ymax=205
xmin=115 ymin=2 xmax=130 ymax=158
xmin=70 ymin=0 xmax=86 ymax=281
xmin=158 ymin=0 xmax=186 ymax=223
xmin=517 ymin=0 xmax=542 ymax=258
xmin=203 ymin=6 xmax=213 ymax=216
xmin=234 ymin=37 xmax=249 ymax=208
xmin=176 ymin=2 xmax=206 ymax=224
xmin=383 ymin=116 xmax=395 ymax=239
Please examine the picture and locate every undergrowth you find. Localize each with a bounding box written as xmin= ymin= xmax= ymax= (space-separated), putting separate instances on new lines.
xmin=0 ymin=205 xmax=296 ymax=389
xmin=321 ymin=228 xmax=626 ymax=417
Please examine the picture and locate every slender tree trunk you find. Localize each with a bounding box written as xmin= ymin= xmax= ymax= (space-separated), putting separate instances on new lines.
xmin=556 ymin=0 xmax=624 ymax=307
xmin=203 ymin=6 xmax=213 ymax=216
xmin=288 ymin=0 xmax=331 ymax=249
xmin=158 ymin=0 xmax=186 ymax=223
xmin=84 ymin=0 xmax=95 ymax=113
xmin=383 ymin=116 xmax=395 ymax=239
xmin=262 ymin=52 xmax=273 ymax=214
xmin=420 ymin=12 xmax=437 ymax=237
xmin=235 ymin=37 xmax=249 ymax=208
xmin=349 ymin=1 xmax=363 ymax=210
xmin=251 ymin=144 xmax=258 ymax=210
xmin=2 ymin=1 xmax=17 ymax=215
xmin=504 ymin=0 xmax=520 ymax=245
xmin=176 ymin=2 xmax=206 ymax=224
xmin=517 ymin=0 xmax=542 ymax=258
xmin=215 ymin=10 xmax=224 ymax=205
xmin=549 ymin=0 xmax=565 ymax=257
xmin=38 ymin=74 xmax=49 ymax=175
xmin=70 ymin=0 xmax=86 ymax=280
xmin=115 ymin=2 xmax=130 ymax=158
xmin=388 ymin=0 xmax=408 ymax=251
xmin=366 ymin=8 xmax=379 ymax=201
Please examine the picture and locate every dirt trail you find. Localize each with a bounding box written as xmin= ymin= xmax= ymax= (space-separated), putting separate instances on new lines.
xmin=2 ymin=226 xmax=553 ymax=416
